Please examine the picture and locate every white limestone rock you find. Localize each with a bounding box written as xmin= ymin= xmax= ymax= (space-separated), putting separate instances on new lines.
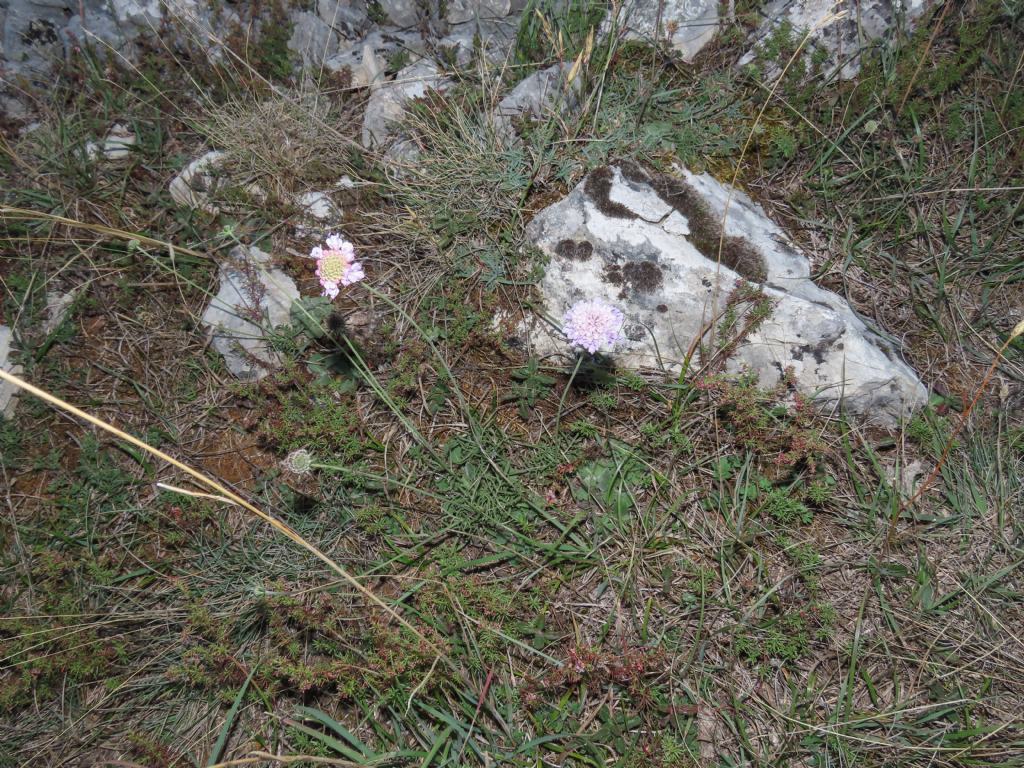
xmin=493 ymin=62 xmax=579 ymax=136
xmin=169 ymin=150 xmax=226 ymax=212
xmin=85 ymin=122 xmax=136 ymax=161
xmin=377 ymin=0 xmax=419 ymax=27
xmin=298 ymin=190 xmax=341 ymax=221
xmin=0 ymin=93 xmax=31 ymax=122
xmin=201 ymin=245 xmax=299 ymax=380
xmin=446 ymin=0 xmax=524 ymax=24
xmin=323 ymin=29 xmax=423 ymax=87
xmin=739 ymin=0 xmax=931 ymax=80
xmin=317 ymin=0 xmax=370 ymax=36
xmin=435 ymin=18 xmax=517 ymax=68
xmin=524 ymin=163 xmax=928 ymax=426
xmin=288 ymin=10 xmax=343 ymax=68
xmin=295 ymin=190 xmax=343 ymax=237
xmin=42 ymin=286 xmax=82 ymax=336
xmin=3 ymin=0 xmax=85 ymax=77
xmin=0 ymin=325 xmax=23 ymax=419
xmin=110 ymin=0 xmax=162 ymax=28
xmin=608 ymin=0 xmax=719 ymax=61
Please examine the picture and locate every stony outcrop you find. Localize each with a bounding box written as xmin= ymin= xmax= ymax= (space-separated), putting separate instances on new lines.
xmin=201 ymin=245 xmax=299 ymax=380
xmin=740 ymin=0 xmax=931 ymax=79
xmin=447 ymin=0 xmax=526 ymax=24
xmin=1 ymin=0 xmax=236 ymax=117
xmin=607 ymin=0 xmax=720 ymax=61
xmin=361 ymin=58 xmax=450 ymax=148
xmin=492 ymin=62 xmax=580 ymax=137
xmin=524 ymin=163 xmax=928 ymax=425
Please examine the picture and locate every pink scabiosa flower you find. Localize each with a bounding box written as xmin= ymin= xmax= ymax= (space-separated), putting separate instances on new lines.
xmin=311 ymin=234 xmax=364 ymax=299
xmin=563 ymin=298 xmax=624 ymax=354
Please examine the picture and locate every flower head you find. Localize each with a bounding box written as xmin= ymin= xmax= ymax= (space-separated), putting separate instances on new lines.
xmin=311 ymin=233 xmax=364 ymax=299
xmin=282 ymin=448 xmax=315 ymax=475
xmin=563 ymin=298 xmax=624 ymax=354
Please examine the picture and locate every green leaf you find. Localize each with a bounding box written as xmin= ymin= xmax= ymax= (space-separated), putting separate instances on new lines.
xmin=290 ymin=296 xmax=334 ymax=339
xmin=207 ymin=667 xmax=254 ymax=766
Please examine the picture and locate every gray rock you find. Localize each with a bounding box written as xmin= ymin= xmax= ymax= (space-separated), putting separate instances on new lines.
xmin=323 ymin=29 xmax=423 ymax=87
xmin=288 ymin=10 xmax=343 ymax=68
xmin=295 ymin=190 xmax=342 ymax=237
xmin=1 ymin=0 xmax=164 ymax=80
xmin=42 ymin=286 xmax=82 ymax=336
xmin=2 ymin=0 xmax=82 ymax=77
xmin=434 ymin=18 xmax=517 ymax=68
xmin=169 ymin=150 xmax=226 ymax=212
xmin=316 ymin=0 xmax=370 ymax=37
xmin=377 ymin=0 xmax=419 ymax=27
xmin=0 ymin=325 xmax=23 ymax=419
xmin=608 ymin=0 xmax=719 ymax=61
xmin=524 ymin=163 xmax=927 ymax=425
xmin=361 ymin=58 xmax=451 ymax=148
xmin=2 ymin=0 xmax=242 ymax=85
xmin=109 ymin=0 xmax=161 ymax=28
xmin=494 ymin=62 xmax=579 ymax=136
xmin=162 ymin=0 xmax=237 ymax=63
xmin=201 ymin=245 xmax=299 ymax=380
xmin=446 ymin=0 xmax=524 ymax=24
xmin=0 ymin=92 xmax=31 ymax=121
xmin=739 ymin=0 xmax=930 ymax=80
xmin=298 ymin=190 xmax=341 ymax=221
xmin=64 ymin=9 xmax=128 ymax=57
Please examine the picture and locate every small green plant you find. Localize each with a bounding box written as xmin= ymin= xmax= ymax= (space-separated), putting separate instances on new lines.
xmin=252 ymin=2 xmax=296 ymax=79
xmin=734 ymin=607 xmax=832 ymax=670
xmin=573 ymin=440 xmax=654 ymax=524
xmin=781 ymin=537 xmax=823 ymax=591
xmin=759 ymin=486 xmax=812 ymax=525
xmin=252 ymin=371 xmax=369 ymax=460
xmin=587 ymin=387 xmax=617 ymax=409
xmin=0 ymin=419 xmax=22 ymax=468
xmin=696 ymin=370 xmax=825 ymax=477
xmin=386 ymin=47 xmax=411 ymax=72
xmin=504 ymin=357 xmax=556 ymax=418
xmin=513 ymin=0 xmax=608 ymax=73
xmin=366 ymin=0 xmax=389 ymax=24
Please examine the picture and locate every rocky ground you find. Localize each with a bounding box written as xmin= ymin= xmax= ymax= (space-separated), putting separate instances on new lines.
xmin=1 ymin=0 xmax=1023 ymax=765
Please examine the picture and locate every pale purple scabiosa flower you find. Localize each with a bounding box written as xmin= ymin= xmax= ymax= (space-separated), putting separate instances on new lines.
xmin=311 ymin=234 xmax=365 ymax=299
xmin=563 ymin=298 xmax=624 ymax=354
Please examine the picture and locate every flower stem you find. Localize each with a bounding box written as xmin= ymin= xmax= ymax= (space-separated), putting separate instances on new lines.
xmin=554 ymin=353 xmax=585 ymax=433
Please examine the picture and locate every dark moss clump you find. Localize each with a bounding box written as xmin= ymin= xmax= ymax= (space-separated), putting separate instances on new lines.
xmin=604 ymin=263 xmax=623 ymax=285
xmin=583 ymin=166 xmax=635 ymax=219
xmin=554 ymin=239 xmax=593 ymax=261
xmin=618 ymin=162 xmax=769 ymax=283
xmin=603 ymin=259 xmax=663 ymax=298
xmin=621 ymin=261 xmax=663 ymax=294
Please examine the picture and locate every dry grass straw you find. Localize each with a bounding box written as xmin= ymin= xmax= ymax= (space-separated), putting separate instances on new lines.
xmin=200 ymin=92 xmax=360 ymax=199
xmin=0 ymin=206 xmax=211 ymax=261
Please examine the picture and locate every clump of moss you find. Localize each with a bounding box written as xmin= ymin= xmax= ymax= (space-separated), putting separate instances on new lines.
xmin=617 ymin=162 xmax=769 ymax=281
